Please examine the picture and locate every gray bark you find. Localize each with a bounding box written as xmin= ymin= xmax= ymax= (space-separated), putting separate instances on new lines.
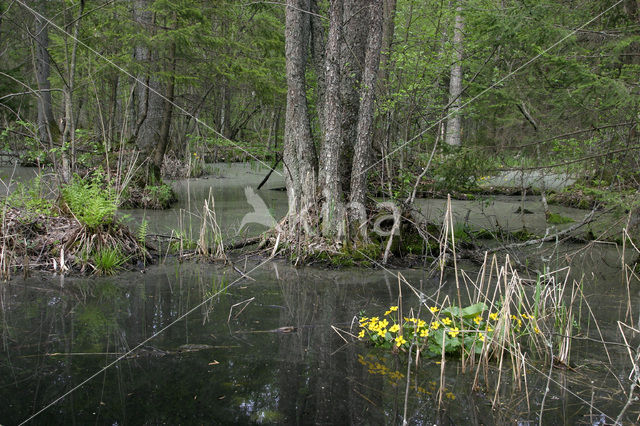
xmin=284 ymin=0 xmax=317 ymax=222
xmin=445 ymin=2 xmax=464 ymax=147
xmin=309 ymin=0 xmax=326 ymax=136
xmin=320 ymin=0 xmax=344 ymax=236
xmin=339 ymin=0 xmax=369 ymax=193
xmin=350 ymin=0 xmax=383 ymax=214
xmin=34 ymin=6 xmax=58 ymax=150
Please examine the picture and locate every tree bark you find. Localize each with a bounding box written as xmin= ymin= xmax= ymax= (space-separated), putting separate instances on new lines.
xmin=133 ymin=0 xmax=163 ymax=157
xmin=445 ymin=1 xmax=464 ymax=147
xmin=151 ymin=35 xmax=176 ymax=183
xmin=350 ymin=0 xmax=384 ymax=218
xmin=319 ymin=0 xmax=344 ymax=237
xmin=284 ymin=0 xmax=317 ymax=226
xmin=33 ymin=1 xmax=61 ymax=174
xmin=339 ymin=0 xmax=369 ymax=193
xmin=309 ymin=0 xmax=326 ymax=136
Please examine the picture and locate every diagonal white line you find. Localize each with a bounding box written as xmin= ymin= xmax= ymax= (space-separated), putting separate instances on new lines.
xmin=14 ymin=0 xmax=282 ymax=177
xmin=18 ymin=256 xmax=274 ymax=425
xmin=357 ymin=0 xmax=626 ymax=179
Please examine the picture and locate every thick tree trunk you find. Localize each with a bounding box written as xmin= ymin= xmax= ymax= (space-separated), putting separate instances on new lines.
xmin=309 ymin=0 xmax=326 ymax=136
xmin=350 ymin=0 xmax=384 ymax=217
xmin=339 ymin=0 xmax=369 ymax=193
xmin=445 ymin=2 xmax=464 ymax=147
xmin=319 ymin=0 xmax=344 ymax=237
xmin=284 ymin=0 xmax=317 ymax=227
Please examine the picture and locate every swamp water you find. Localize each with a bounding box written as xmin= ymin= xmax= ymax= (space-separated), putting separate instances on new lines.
xmin=1 ymin=164 xmax=639 ymax=424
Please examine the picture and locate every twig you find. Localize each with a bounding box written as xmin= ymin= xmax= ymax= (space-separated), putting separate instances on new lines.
xmin=227 ymin=297 xmax=255 ymax=323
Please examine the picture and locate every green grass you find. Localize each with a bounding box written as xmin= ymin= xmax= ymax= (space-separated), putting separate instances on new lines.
xmin=93 ymin=246 xmax=128 ymax=275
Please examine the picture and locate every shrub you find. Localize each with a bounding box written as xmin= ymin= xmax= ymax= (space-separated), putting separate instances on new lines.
xmin=61 ymin=173 xmax=117 ymax=229
xmin=6 ymin=176 xmax=56 ymax=217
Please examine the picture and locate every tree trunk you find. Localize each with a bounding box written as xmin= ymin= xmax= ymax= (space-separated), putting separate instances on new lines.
xmin=445 ymin=1 xmax=464 ymax=147
xmin=284 ymin=0 xmax=317 ymax=227
xmin=319 ymin=0 xmax=344 ymax=237
xmin=151 ymin=36 xmax=177 ymax=183
xmin=350 ymin=0 xmax=384 ymax=221
xmin=339 ymin=0 xmax=369 ymax=194
xmin=33 ymin=1 xmax=61 ymax=170
xmin=60 ymin=0 xmax=85 ymax=182
xmin=309 ymin=0 xmax=326 ymax=136
xmin=133 ymin=0 xmax=163 ymax=157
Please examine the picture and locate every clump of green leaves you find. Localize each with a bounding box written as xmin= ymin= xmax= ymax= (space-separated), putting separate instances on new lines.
xmin=92 ymin=245 xmax=128 ymax=275
xmin=6 ymin=176 xmax=56 ymax=217
xmin=61 ymin=172 xmax=117 ymax=229
xmin=358 ymin=302 xmax=540 ymax=358
xmin=146 ymin=183 xmax=174 ymax=208
xmin=432 ymin=147 xmax=492 ymax=191
xmin=547 ymin=212 xmax=573 ymax=225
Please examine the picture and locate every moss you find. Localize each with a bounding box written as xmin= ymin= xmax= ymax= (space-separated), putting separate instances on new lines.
xmin=547 ymin=213 xmax=573 ymax=225
xmin=512 ymin=229 xmax=538 ymax=241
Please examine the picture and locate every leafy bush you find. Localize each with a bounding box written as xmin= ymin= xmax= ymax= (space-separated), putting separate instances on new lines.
xmin=432 ymin=147 xmax=492 ymax=191
xmin=61 ymin=173 xmax=117 ymax=229
xmin=147 ymin=183 xmax=174 ymax=208
xmin=6 ymin=176 xmax=56 ymax=217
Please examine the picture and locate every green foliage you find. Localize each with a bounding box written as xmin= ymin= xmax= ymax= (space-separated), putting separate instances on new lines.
xmin=547 ymin=213 xmax=573 ymax=225
xmin=6 ymin=176 xmax=56 ymax=217
xmin=92 ymin=246 xmax=128 ymax=275
xmin=147 ymin=183 xmax=174 ymax=208
xmin=137 ymin=219 xmax=149 ymax=246
xmin=61 ymin=172 xmax=117 ymax=229
xmin=432 ymin=147 xmax=492 ymax=191
xmin=358 ymin=302 xmax=541 ymax=358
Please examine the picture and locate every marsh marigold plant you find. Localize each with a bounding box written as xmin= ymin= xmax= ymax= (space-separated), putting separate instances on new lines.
xmin=358 ymin=303 xmax=540 ymax=357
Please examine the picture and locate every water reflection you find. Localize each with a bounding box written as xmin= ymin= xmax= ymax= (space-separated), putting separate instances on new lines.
xmin=2 ymin=256 xmax=638 ymax=424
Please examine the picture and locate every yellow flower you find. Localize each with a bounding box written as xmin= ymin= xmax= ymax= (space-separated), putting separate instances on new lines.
xmin=448 ymin=327 xmax=460 ymax=338
xmin=489 ymin=312 xmax=498 ymax=321
xmin=394 ymin=335 xmax=407 ymax=346
xmin=446 ymin=391 xmax=456 ymax=400
xmin=478 ymin=333 xmax=485 ymax=342
xmin=389 ymin=324 xmax=400 ymax=333
xmin=417 ymin=319 xmax=426 ymax=328
xmin=534 ymin=326 xmax=541 ymax=334
xmin=379 ymin=319 xmax=389 ymax=329
xmin=358 ymin=329 xmax=365 ymax=338
xmin=377 ymin=328 xmax=387 ymax=337
xmin=385 ymin=306 xmax=398 ymax=315
xmin=429 ymin=306 xmax=440 ymax=313
xmin=487 ymin=326 xmax=494 ymax=332
xmin=521 ymin=313 xmax=530 ymax=319
xmin=441 ymin=317 xmax=452 ymax=326
xmin=430 ymin=321 xmax=441 ymax=330
xmin=473 ymin=315 xmax=482 ymax=325
xmin=420 ymin=328 xmax=429 ymax=338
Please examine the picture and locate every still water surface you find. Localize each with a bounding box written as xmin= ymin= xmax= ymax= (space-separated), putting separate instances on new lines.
xmin=1 ymin=164 xmax=639 ymax=424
